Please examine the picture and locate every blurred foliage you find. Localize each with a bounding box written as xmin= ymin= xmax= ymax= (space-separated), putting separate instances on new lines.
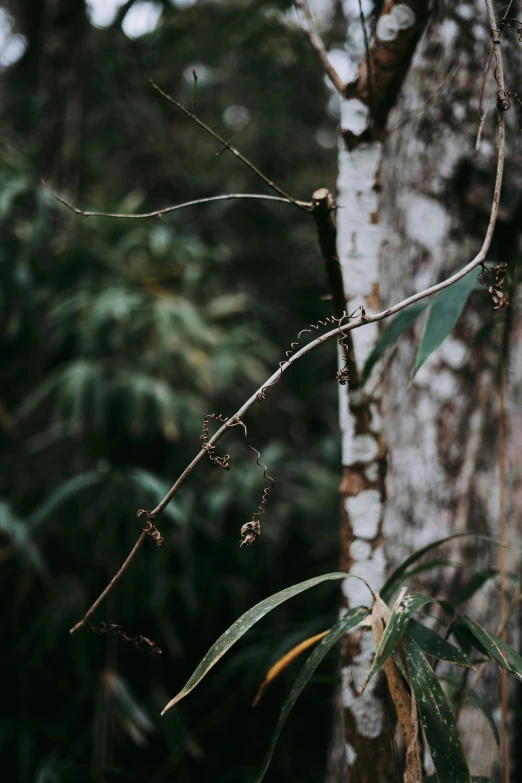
xmin=0 ymin=0 xmax=346 ymax=781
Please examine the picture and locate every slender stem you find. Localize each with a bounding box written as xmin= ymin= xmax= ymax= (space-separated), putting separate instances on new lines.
xmin=42 ymin=181 xmax=311 ymax=218
xmin=357 ymin=0 xmax=373 ymax=120
xmin=71 ymin=5 xmax=506 ymax=632
xmin=293 ymin=0 xmax=346 ymax=95
xmin=484 ymin=2 xmax=509 ymax=777
xmin=499 ymin=342 xmax=509 ymax=783
xmin=150 ymin=81 xmax=310 ymax=213
xmin=69 ymin=533 xmax=146 ymax=635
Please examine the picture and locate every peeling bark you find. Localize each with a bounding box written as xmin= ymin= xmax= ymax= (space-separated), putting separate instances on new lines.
xmin=378 ymin=1 xmax=522 ymax=777
xmin=329 ymin=2 xmax=430 ymax=779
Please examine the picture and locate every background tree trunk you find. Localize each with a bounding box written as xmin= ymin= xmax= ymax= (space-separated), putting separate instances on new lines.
xmin=380 ymin=2 xmax=522 ymax=776
xmin=330 ymin=0 xmax=522 ymax=780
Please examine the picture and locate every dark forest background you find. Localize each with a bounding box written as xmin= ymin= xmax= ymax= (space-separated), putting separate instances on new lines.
xmin=0 ymin=1 xmax=350 ymax=781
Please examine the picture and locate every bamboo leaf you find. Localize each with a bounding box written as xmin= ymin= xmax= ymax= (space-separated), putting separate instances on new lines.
xmin=252 ymin=630 xmax=329 ymax=706
xmin=161 ymin=573 xmax=372 ymax=715
xmin=407 ymin=621 xmax=471 ymax=667
xmin=253 ymin=606 xmax=369 ymax=783
xmin=412 ymin=270 xmax=477 ymax=378
xmin=28 ymin=469 xmax=106 ymax=528
xmin=381 ymin=534 xmax=514 ymax=604
xmin=403 ymin=634 xmax=471 ymax=783
xmin=459 ymin=617 xmax=522 ymax=681
xmin=361 ymin=302 xmax=429 ymax=385
xmin=363 ymin=591 xmax=435 ymax=691
xmin=454 ymin=569 xmax=498 ymax=606
xmin=465 ymin=687 xmax=500 ymax=747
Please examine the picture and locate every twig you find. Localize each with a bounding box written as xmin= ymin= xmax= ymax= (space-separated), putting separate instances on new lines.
xmin=70 ymin=532 xmax=146 ymax=634
xmin=484 ymin=1 xmax=509 ymax=771
xmin=357 ymin=0 xmax=373 ymax=121
xmin=192 ymin=69 xmax=198 ymax=112
xmin=42 ymin=181 xmax=312 ymax=218
xmin=70 ymin=4 xmax=506 ymax=634
xmin=293 ymin=0 xmax=346 ymax=95
xmin=150 ymin=80 xmax=310 ymax=213
xmin=478 ymin=50 xmax=493 ymax=120
xmin=311 ymin=188 xmax=360 ymax=389
xmin=475 ymin=99 xmax=490 ymax=150
xmin=388 ymin=57 xmax=462 ymax=135
xmin=499 ymin=316 xmax=509 ymax=783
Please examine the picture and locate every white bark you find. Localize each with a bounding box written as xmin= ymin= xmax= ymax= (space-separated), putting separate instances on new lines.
xmin=379 ymin=1 xmax=522 ymax=776
xmin=330 ymin=0 xmax=522 ymax=780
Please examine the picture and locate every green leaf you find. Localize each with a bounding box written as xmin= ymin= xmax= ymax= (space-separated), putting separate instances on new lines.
xmin=459 ymin=617 xmax=522 ymax=681
xmin=363 ymin=593 xmax=434 ymax=690
xmin=403 ymin=634 xmax=471 ymax=783
xmin=407 ymin=621 xmax=471 ymax=667
xmin=361 ymin=302 xmax=429 ymax=385
xmin=471 ymin=778 xmax=497 ymax=782
xmin=381 ymin=534 xmax=514 ymax=604
xmin=465 ymin=687 xmax=500 ymax=747
xmin=402 ymin=559 xmax=461 ymax=581
xmin=161 ymin=573 xmax=372 ymax=715
xmin=253 ymin=606 xmax=369 ymax=783
xmin=0 ymin=502 xmax=45 ymax=573
xmin=454 ymin=568 xmax=498 ymax=606
xmin=412 ymin=269 xmax=477 ymax=378
xmin=28 ymin=469 xmax=106 ymax=528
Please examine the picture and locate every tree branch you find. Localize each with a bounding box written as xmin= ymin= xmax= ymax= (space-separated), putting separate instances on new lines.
xmin=69 ymin=1 xmax=506 ymax=636
xmin=150 ymin=80 xmax=310 ymax=213
xmin=345 ymin=0 xmax=431 ymax=138
xmin=293 ymin=1 xmax=346 ymax=95
xmin=42 ymin=181 xmax=312 ymax=218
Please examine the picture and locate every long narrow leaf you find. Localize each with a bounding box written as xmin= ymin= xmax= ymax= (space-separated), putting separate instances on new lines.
xmin=381 ymin=534 xmax=513 ymax=604
xmin=465 ymin=687 xmax=500 ymax=747
xmin=403 ymin=634 xmax=471 ymax=783
xmin=253 ymin=606 xmax=369 ymax=783
xmin=253 ymin=630 xmax=330 ymax=706
xmin=407 ymin=621 xmax=470 ymax=667
xmin=460 ymin=617 xmax=522 ymax=681
xmin=28 ymin=469 xmax=106 ymax=528
xmin=361 ymin=302 xmax=429 ymax=385
xmin=454 ymin=569 xmax=498 ymax=606
xmin=412 ymin=270 xmax=477 ymax=378
xmin=161 ymin=573 xmax=372 ymax=714
xmin=363 ymin=592 xmax=434 ymax=690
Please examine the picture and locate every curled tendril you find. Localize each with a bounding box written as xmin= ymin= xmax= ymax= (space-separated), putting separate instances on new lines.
xmin=256 ymin=307 xmax=363 ymax=401
xmin=200 ymin=413 xmax=231 ymax=469
xmin=478 ymin=262 xmax=509 ymax=309
xmin=497 ymin=89 xmax=511 ymax=111
xmin=230 ymin=418 xmax=275 ymax=547
xmin=88 ymin=622 xmax=163 ymax=657
xmin=137 ymin=509 xmax=166 ymax=547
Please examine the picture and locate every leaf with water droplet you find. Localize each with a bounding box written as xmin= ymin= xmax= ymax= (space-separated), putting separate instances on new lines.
xmin=403 ymin=634 xmax=471 ymax=783
xmin=161 ymin=573 xmax=372 ymax=715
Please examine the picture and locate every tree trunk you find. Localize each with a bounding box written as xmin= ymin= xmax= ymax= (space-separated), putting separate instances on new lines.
xmin=379 ymin=2 xmax=522 ymax=777
xmin=328 ymin=0 xmax=522 ymax=780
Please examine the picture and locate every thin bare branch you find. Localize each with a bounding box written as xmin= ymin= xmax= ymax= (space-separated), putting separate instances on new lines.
xmin=70 ymin=532 xmax=146 ymax=635
xmin=42 ymin=180 xmax=311 ymax=219
xmin=150 ymin=80 xmax=310 ymax=213
xmin=70 ymin=2 xmax=507 ymax=636
xmin=293 ymin=0 xmax=346 ymax=95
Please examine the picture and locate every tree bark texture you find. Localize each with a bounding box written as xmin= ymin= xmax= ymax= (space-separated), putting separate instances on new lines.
xmin=329 ymin=0 xmax=522 ymax=780
xmin=379 ymin=1 xmax=522 ymax=778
